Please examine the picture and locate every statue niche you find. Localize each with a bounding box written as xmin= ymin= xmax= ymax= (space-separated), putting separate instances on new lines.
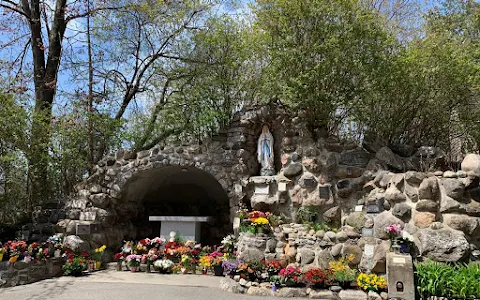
xmin=257 ymin=125 xmax=275 ymax=176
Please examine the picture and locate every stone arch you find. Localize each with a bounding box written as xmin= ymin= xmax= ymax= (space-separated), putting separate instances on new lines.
xmin=118 ymin=165 xmax=230 ymax=244
xmin=57 ymin=142 xmax=242 ymax=249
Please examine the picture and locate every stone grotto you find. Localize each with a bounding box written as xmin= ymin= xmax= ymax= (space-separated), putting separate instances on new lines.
xmin=40 ymin=104 xmax=480 ymax=273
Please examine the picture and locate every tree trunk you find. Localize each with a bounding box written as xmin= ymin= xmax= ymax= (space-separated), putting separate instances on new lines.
xmin=26 ymin=0 xmax=68 ymax=211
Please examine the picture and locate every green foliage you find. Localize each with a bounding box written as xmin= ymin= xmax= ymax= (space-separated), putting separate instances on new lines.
xmin=253 ymin=0 xmax=395 ymax=134
xmin=295 ymin=206 xmax=318 ymax=224
xmin=415 ymin=259 xmax=480 ymax=299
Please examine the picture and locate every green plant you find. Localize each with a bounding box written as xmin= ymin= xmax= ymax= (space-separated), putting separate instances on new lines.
xmin=414 ymin=259 xmax=480 ymax=299
xmin=62 ymin=256 xmax=88 ymax=276
xmin=295 ymin=206 xmax=318 ymax=224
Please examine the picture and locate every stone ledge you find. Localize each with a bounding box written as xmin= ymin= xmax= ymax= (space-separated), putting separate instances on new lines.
xmin=220 ymin=277 xmax=385 ymax=300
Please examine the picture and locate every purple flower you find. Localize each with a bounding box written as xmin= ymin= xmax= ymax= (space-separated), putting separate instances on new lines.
xmin=222 ymin=260 xmax=239 ymax=275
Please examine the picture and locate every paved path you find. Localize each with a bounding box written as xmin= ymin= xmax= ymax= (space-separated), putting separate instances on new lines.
xmin=0 ymin=270 xmax=280 ymax=300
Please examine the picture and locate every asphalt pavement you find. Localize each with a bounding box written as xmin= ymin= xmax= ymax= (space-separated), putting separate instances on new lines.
xmin=0 ymin=270 xmax=281 ymax=300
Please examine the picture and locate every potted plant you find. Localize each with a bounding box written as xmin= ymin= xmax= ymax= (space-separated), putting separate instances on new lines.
xmin=385 ymin=224 xmax=402 ymax=253
xmin=209 ymin=251 xmax=225 ymax=276
xmin=279 ymin=266 xmax=303 ymax=287
xmin=0 ymin=247 xmax=4 ymax=262
xmin=199 ymin=255 xmax=212 ymax=275
xmin=180 ymin=254 xmax=192 ymax=274
xmin=144 ymin=249 xmax=158 ymax=273
xmin=303 ymin=268 xmax=333 ymax=288
xmin=222 ymin=260 xmax=238 ymax=277
xmin=63 ymin=256 xmax=88 ymax=276
xmin=114 ymin=253 xmax=124 ymax=271
xmin=126 ymin=254 xmax=142 ymax=272
xmin=265 ymin=260 xmax=285 ymax=277
xmin=92 ymin=245 xmax=106 ymax=270
xmin=329 ymin=254 xmax=357 ymax=288
xmin=357 ymin=273 xmax=387 ymax=293
xmin=153 ymin=259 xmax=174 ymax=274
xmin=236 ymin=262 xmax=255 ymax=280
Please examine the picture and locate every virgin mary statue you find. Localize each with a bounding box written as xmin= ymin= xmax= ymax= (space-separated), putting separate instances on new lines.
xmin=257 ymin=125 xmax=275 ymax=176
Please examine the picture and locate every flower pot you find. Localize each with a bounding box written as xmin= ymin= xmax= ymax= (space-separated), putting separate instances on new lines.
xmin=214 ymin=265 xmax=224 ymax=276
xmin=9 ymin=256 xmax=18 ymax=264
xmin=116 ymin=261 xmax=123 ymax=271
xmin=94 ymin=261 xmax=102 ymax=270
xmin=130 ymin=266 xmax=138 ymax=272
xmin=88 ymin=262 xmax=95 ymax=272
xmin=338 ymin=281 xmax=351 ymax=289
xmin=146 ymin=262 xmax=151 ymax=273
xmin=0 ymin=253 xmax=3 ymax=262
xmin=202 ymin=268 xmax=208 ymax=275
xmin=257 ymin=227 xmax=264 ymax=234
xmin=181 ymin=267 xmax=188 ymax=274
xmin=249 ymin=226 xmax=256 ymax=234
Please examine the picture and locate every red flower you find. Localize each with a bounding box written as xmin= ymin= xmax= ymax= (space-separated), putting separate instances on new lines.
xmin=81 ymin=252 xmax=89 ymax=258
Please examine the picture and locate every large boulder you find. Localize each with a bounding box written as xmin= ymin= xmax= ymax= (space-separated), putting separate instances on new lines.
xmin=417 ymin=228 xmax=470 ymax=262
xmin=345 ymin=212 xmax=366 ymax=230
xmin=341 ymin=241 xmax=362 ymax=265
xmin=296 ymin=248 xmax=315 ymax=266
xmin=418 ymin=177 xmax=439 ymax=201
xmin=63 ymin=235 xmax=90 ymax=252
xmin=442 ymin=179 xmax=465 ymax=200
xmin=414 ymin=212 xmax=436 ymax=229
xmin=443 ymin=214 xmax=480 ymax=236
xmin=373 ymin=211 xmax=404 ymax=239
xmin=415 ymin=200 xmax=438 ymax=213
xmin=405 ymin=171 xmax=426 ymax=186
xmin=384 ymin=185 xmax=406 ymax=203
xmin=238 ymin=247 xmax=265 ymax=262
xmin=376 ymin=147 xmax=404 ymax=171
xmin=461 ymin=154 xmax=480 ymax=177
xmin=283 ymin=163 xmax=303 ymax=178
xmin=392 ymin=203 xmax=412 ymax=219
xmin=372 ymin=240 xmax=390 ymax=273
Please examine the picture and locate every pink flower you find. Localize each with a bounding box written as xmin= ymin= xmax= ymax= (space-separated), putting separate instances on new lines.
xmin=385 ymin=224 xmax=402 ymax=234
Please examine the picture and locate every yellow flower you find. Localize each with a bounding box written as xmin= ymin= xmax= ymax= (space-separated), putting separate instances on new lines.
xmin=253 ymin=217 xmax=269 ymax=225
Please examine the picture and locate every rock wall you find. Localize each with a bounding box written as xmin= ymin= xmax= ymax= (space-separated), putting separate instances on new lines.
xmin=0 ymin=259 xmax=64 ymax=288
xmin=237 ymin=153 xmax=480 ymax=268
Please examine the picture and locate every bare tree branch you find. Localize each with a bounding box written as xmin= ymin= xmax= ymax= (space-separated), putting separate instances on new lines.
xmin=0 ymin=1 xmax=30 ymax=19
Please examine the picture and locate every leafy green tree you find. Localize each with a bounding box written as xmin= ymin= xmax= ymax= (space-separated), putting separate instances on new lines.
xmin=253 ymin=0 xmax=395 ymax=137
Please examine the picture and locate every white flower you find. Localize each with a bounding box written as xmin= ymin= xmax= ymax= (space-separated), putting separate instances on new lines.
xmin=154 ymin=259 xmax=174 ymax=270
xmin=402 ymin=231 xmax=414 ymax=242
xmin=221 ymin=235 xmax=236 ymax=245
